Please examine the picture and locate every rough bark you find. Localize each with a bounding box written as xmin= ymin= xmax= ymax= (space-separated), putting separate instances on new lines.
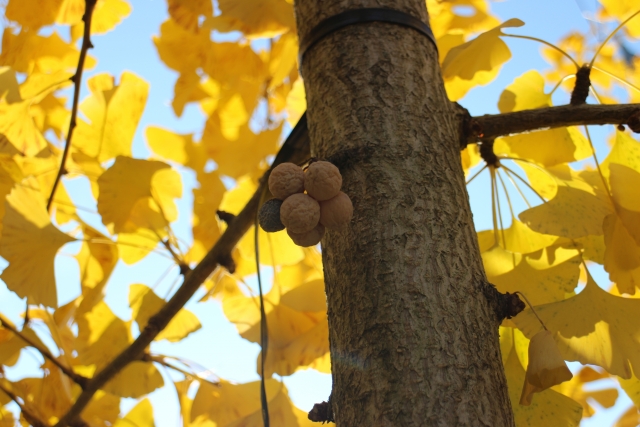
xmin=294 ymin=1 xmax=515 ymax=426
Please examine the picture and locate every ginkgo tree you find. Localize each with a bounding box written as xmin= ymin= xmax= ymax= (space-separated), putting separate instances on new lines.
xmin=1 ymin=0 xmax=640 ymax=425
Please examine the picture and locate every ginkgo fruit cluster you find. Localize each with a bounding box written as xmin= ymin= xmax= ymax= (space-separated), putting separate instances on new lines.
xmin=259 ymin=161 xmax=353 ymax=246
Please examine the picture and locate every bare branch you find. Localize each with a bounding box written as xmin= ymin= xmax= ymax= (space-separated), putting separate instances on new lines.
xmin=53 ymin=114 xmax=311 ymax=427
xmin=458 ymin=103 xmax=640 ymax=146
xmin=0 ymin=314 xmax=88 ymax=388
xmin=46 ymin=0 xmax=98 ymax=212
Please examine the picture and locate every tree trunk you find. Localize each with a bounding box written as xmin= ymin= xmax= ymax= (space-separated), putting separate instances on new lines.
xmin=293 ymin=1 xmax=515 ymax=425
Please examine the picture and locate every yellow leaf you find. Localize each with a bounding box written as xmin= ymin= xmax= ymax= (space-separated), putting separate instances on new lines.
xmin=268 ymin=31 xmax=298 ymax=90
xmin=6 ymin=0 xmax=60 ymax=29
xmin=77 ymin=301 xmax=132 ymax=369
xmin=437 ymin=32 xmax=501 ymax=101
xmin=75 ymin=0 xmax=132 ymax=35
xmin=603 ymin=131 xmax=640 ymax=179
xmin=129 ymin=284 xmax=201 ymax=342
xmin=603 ymin=214 xmax=640 ymax=295
xmin=498 ymin=70 xmax=551 ymax=113
xmin=76 ymin=223 xmax=118 ymax=314
xmin=0 ymin=326 xmax=48 ymax=367
xmin=619 ymin=370 xmax=640 ymax=409
xmin=0 ymin=407 xmax=14 ymax=427
xmin=481 ymin=245 xmax=521 ymax=277
xmin=73 ymin=72 xmax=149 ymax=162
xmin=614 ymin=405 xmax=640 ymax=427
xmin=461 ymin=143 xmax=481 ymax=175
xmin=520 ymin=330 xmax=573 ymax=406
xmin=285 ymin=78 xmax=306 ymax=126
xmin=442 ymin=18 xmax=524 ymax=81
xmin=0 ymin=99 xmax=48 ymax=156
xmin=167 ymin=0 xmax=213 ymax=32
xmin=0 ymin=28 xmax=94 ymax=73
xmin=599 ymin=0 xmax=640 ymax=38
xmin=489 ymin=251 xmax=580 ymax=306
xmin=213 ymin=0 xmax=295 ymax=39
xmin=222 ymin=278 xmax=328 ymax=376
xmin=147 ymin=127 xmax=207 ymax=171
xmin=97 ymin=156 xmax=182 ymax=233
xmin=427 ymin=0 xmax=499 ymax=38
xmin=514 ymin=274 xmax=640 ymax=378
xmin=502 ymin=219 xmax=561 ymax=254
xmin=187 ymin=172 xmax=225 ymax=263
xmin=0 ymin=154 xmax=23 ymax=235
xmin=279 ymin=279 xmax=326 ymax=312
xmin=495 ymin=127 xmax=591 ymax=166
xmin=117 ymin=226 xmax=164 ymax=265
xmin=0 ymin=180 xmax=75 ymax=307
xmin=554 ymin=367 xmax=619 ymax=418
xmin=171 ymin=71 xmax=210 ymax=117
xmin=104 ymin=361 xmax=164 ymax=398
xmin=0 ymin=66 xmax=22 ymax=103
xmin=519 ymin=186 xmax=613 ymax=238
xmin=191 ymin=380 xmax=314 ymax=426
xmin=504 ymin=344 xmax=582 ymax=426
xmin=153 ymin=19 xmax=210 ymax=74
xmin=114 ymin=398 xmax=155 ymax=427
xmin=610 ymin=163 xmax=640 ymax=212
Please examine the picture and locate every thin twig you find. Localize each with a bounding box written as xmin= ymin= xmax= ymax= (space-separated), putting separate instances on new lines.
xmin=146 ymin=355 xmax=220 ymax=387
xmin=514 ymin=292 xmax=548 ymax=331
xmin=46 ymin=0 xmax=98 ymax=212
xmin=0 ymin=314 xmax=88 ymax=388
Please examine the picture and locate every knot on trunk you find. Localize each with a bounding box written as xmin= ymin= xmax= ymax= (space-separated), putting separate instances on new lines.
xmin=481 ymin=282 xmax=525 ymax=322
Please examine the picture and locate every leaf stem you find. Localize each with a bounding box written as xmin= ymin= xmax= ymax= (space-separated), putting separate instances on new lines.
xmin=490 ymin=167 xmax=500 ymax=248
xmin=255 ymin=201 xmax=270 ymax=427
xmin=513 ymin=292 xmax=548 ymax=331
xmin=502 ymin=34 xmax=579 ymax=69
xmin=466 ymin=164 xmax=487 ymax=185
xmin=46 ymin=0 xmax=98 ymax=212
xmin=590 ymin=8 xmax=640 ymax=67
xmin=592 ymin=66 xmax=640 ymax=95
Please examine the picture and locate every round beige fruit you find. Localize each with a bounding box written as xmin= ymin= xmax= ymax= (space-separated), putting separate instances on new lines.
xmin=280 ymin=193 xmax=320 ymax=234
xmin=304 ymin=161 xmax=342 ymax=201
xmin=269 ymin=162 xmax=305 ymax=200
xmin=287 ymin=223 xmax=325 ymax=247
xmin=319 ymin=191 xmax=353 ymax=229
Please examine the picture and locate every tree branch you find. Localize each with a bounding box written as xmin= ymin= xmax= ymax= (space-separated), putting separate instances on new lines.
xmin=46 ymin=0 xmax=98 ymax=212
xmin=53 ymin=114 xmax=311 ymax=427
xmin=0 ymin=314 xmax=88 ymax=389
xmin=458 ymin=103 xmax=640 ymax=146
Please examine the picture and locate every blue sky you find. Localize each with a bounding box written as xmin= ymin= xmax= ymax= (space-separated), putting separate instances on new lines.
xmin=0 ymin=0 xmax=637 ymax=425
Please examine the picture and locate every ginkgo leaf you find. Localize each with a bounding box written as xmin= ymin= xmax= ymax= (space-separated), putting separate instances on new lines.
xmin=0 ymin=98 xmax=48 ymax=156
xmin=222 ymin=278 xmax=329 ymax=376
xmin=153 ymin=19 xmax=210 ymax=74
xmin=171 ymin=71 xmax=209 ymax=117
xmin=0 ymin=326 xmax=48 ymax=367
xmin=426 ymin=0 xmax=499 ymax=37
xmin=494 ymin=127 xmax=591 ymax=167
xmin=146 ymin=126 xmax=207 ymax=172
xmin=187 ymin=171 xmax=225 ymax=263
xmin=487 ymin=249 xmax=580 ymax=306
xmin=437 ymin=32 xmax=502 ymax=101
xmin=65 ymin=0 xmax=132 ymax=35
xmin=603 ymin=214 xmax=640 ymax=295
xmin=619 ymin=371 xmax=640 ymax=409
xmin=498 ymin=70 xmax=551 ymax=113
xmin=97 ymin=156 xmax=182 ymax=233
xmin=213 ymin=0 xmax=295 ymax=39
xmin=441 ymin=18 xmax=524 ymax=81
xmin=114 ymin=398 xmax=155 ymax=427
xmin=268 ymin=31 xmax=298 ymax=90
xmin=0 ymin=66 xmax=22 ymax=103
xmin=280 ymin=279 xmax=326 ymax=312
xmin=76 ymin=223 xmax=119 ymax=314
xmin=285 ymin=78 xmax=306 ymax=126
xmin=0 ymin=154 xmax=23 ymax=235
xmin=81 ymin=390 xmax=121 ymax=427
xmin=602 ymin=131 xmax=640 ymax=179
xmin=73 ymin=72 xmax=149 ymax=162
xmin=129 ymin=284 xmax=201 ymax=342
xmin=0 ymin=180 xmax=75 ymax=307
xmin=609 ymin=163 xmax=640 ymax=245
xmin=0 ymin=28 xmax=95 ymax=73
xmin=599 ymin=0 xmax=640 ymax=38
xmin=103 ymin=361 xmax=164 ymax=398
xmin=520 ymin=330 xmax=573 ymax=406
xmin=117 ymin=225 xmax=164 ymax=265
xmin=504 ymin=346 xmax=582 ymax=426
xmin=167 ymin=0 xmax=213 ymax=32
xmin=191 ymin=380 xmax=314 ymax=426
xmin=554 ymin=367 xmax=620 ymax=418
xmin=76 ymin=301 xmax=132 ymax=369
xmin=519 ymin=186 xmax=612 ymax=238
xmin=514 ymin=274 xmax=640 ymax=379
